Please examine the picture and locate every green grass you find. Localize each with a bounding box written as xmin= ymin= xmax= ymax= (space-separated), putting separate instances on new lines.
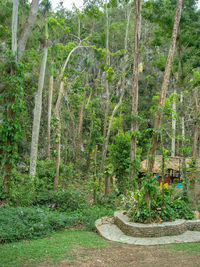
xmin=165 ymin=242 xmax=200 ymax=254
xmin=0 ymin=230 xmax=109 ymax=267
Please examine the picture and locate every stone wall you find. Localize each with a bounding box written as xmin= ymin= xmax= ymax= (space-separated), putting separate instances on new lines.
xmin=114 ymin=211 xmax=200 ymax=238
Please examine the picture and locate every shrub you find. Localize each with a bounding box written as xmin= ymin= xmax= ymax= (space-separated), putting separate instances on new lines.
xmin=0 ymin=207 xmax=71 ymax=243
xmin=0 ymin=205 xmax=114 ymax=243
xmin=121 ymin=178 xmax=194 ymax=223
xmin=32 ymin=189 xmax=87 ymax=212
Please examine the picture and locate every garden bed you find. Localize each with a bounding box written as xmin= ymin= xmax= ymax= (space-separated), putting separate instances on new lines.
xmin=114 ymin=210 xmax=200 ymax=238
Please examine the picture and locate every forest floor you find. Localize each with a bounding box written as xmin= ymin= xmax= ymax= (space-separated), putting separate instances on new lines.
xmin=39 ymin=242 xmax=200 ymax=267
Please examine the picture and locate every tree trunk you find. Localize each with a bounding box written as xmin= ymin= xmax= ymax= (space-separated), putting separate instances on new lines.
xmin=12 ymin=0 xmax=19 ymax=58
xmin=93 ymin=145 xmax=98 ymax=202
xmin=47 ymin=61 xmax=54 ymax=160
xmin=130 ymin=0 xmax=142 ymax=182
xmin=100 ymin=0 xmax=110 ymax=176
xmin=3 ymin=0 xmax=19 ymax=191
xmin=148 ymin=0 xmax=183 ymax=172
xmin=171 ymin=79 xmax=177 ymax=157
xmin=75 ymin=91 xmax=86 ymax=160
xmin=193 ymin=87 xmax=199 ymax=158
xmin=54 ymin=112 xmax=61 ymax=190
xmin=18 ymin=0 xmax=39 ymax=60
xmin=30 ymin=42 xmax=48 ymax=176
xmin=53 ymin=81 xmax=64 ymax=190
xmin=180 ymin=91 xmax=185 ymax=145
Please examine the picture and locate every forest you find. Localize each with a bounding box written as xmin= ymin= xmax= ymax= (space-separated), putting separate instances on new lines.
xmin=0 ymin=0 xmax=200 ymax=264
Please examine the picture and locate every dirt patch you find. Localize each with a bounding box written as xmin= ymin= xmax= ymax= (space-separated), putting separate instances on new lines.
xmin=39 ymin=243 xmax=200 ymax=267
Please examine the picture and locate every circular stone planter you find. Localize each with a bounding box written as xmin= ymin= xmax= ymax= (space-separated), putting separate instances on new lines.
xmin=114 ymin=210 xmax=188 ymax=238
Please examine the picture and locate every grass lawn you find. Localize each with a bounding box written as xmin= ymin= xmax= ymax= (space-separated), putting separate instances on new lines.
xmin=1 ymin=230 xmax=200 ymax=267
xmin=0 ymin=230 xmax=109 ymax=267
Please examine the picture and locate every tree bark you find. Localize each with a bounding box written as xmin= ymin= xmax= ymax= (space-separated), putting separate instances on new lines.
xmin=193 ymin=87 xmax=199 ymax=158
xmin=75 ymin=91 xmax=86 ymax=160
xmin=148 ymin=0 xmax=183 ymax=172
xmin=100 ymin=0 xmax=110 ymax=176
xmin=12 ymin=0 xmax=19 ymax=59
xmin=130 ymin=0 xmax=142 ymax=182
xmin=18 ymin=0 xmax=39 ymax=60
xmin=47 ymin=61 xmax=54 ymax=160
xmin=180 ymin=91 xmax=185 ymax=145
xmin=171 ymin=77 xmax=177 ymax=157
xmin=54 ymin=111 xmax=61 ymax=191
xmin=30 ymin=42 xmax=48 ymax=176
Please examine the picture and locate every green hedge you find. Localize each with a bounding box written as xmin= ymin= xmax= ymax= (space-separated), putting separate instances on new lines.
xmin=0 ymin=206 xmax=114 ymax=243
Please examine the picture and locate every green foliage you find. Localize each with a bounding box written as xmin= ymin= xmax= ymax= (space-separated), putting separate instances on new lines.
xmin=0 ymin=207 xmax=71 ymax=243
xmin=121 ymin=178 xmax=194 ymax=223
xmin=33 ymin=189 xmax=87 ymax=212
xmin=109 ymin=132 xmax=131 ymax=192
xmin=0 ymin=53 xmax=24 ymax=183
xmin=0 ymin=204 xmax=113 ymax=243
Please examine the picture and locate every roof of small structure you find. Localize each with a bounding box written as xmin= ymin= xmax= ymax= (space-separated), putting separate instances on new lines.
xmin=140 ymin=155 xmax=200 ymax=173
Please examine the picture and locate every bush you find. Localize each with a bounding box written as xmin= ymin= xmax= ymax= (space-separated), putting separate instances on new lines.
xmin=33 ymin=189 xmax=87 ymax=212
xmin=0 ymin=205 xmax=114 ymax=243
xmin=121 ymin=179 xmax=194 ymax=223
xmin=0 ymin=207 xmax=73 ymax=243
xmin=79 ymin=206 xmax=114 ymax=231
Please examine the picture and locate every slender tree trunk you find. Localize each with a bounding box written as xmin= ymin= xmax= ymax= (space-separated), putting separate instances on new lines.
xmin=3 ymin=0 xmax=19 ymax=191
xmin=12 ymin=0 xmax=18 ymax=58
xmin=54 ymin=111 xmax=61 ymax=190
xmin=52 ymin=44 xmax=87 ymax=189
xmin=47 ymin=61 xmax=54 ymax=160
xmin=75 ymin=91 xmax=86 ymax=160
xmin=93 ymin=145 xmax=98 ymax=202
xmin=100 ymin=0 xmax=110 ymax=175
xmin=30 ymin=42 xmax=48 ymax=176
xmin=148 ymin=0 xmax=183 ymax=172
xmin=180 ymin=91 xmax=185 ymax=145
xmin=130 ymin=0 xmax=142 ymax=182
xmin=47 ymin=61 xmax=53 ymax=160
xmin=18 ymin=0 xmax=39 ymax=60
xmin=53 ymin=81 xmax=64 ymax=190
xmin=171 ymin=79 xmax=177 ymax=157
xmin=193 ymin=87 xmax=199 ymax=158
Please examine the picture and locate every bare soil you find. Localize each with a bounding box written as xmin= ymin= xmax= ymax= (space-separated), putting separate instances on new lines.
xmin=39 ymin=243 xmax=200 ymax=267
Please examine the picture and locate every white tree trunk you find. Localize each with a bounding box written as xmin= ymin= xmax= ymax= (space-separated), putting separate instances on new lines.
xmin=30 ymin=44 xmax=48 ymax=176
xmin=12 ymin=0 xmax=19 ymax=59
xmin=130 ymin=0 xmax=142 ymax=181
xmin=18 ymin=0 xmax=39 ymax=60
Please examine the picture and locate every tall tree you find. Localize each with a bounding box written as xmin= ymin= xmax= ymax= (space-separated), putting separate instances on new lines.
xmin=47 ymin=59 xmax=54 ymax=160
xmin=148 ymin=0 xmax=183 ymax=172
xmin=30 ymin=24 xmax=49 ymax=176
xmin=2 ymin=0 xmax=19 ymax=191
xmin=193 ymin=87 xmax=199 ymax=158
xmin=130 ymin=0 xmax=142 ymax=182
xmin=100 ymin=0 xmax=110 ymax=174
xmin=100 ymin=3 xmax=132 ymax=175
